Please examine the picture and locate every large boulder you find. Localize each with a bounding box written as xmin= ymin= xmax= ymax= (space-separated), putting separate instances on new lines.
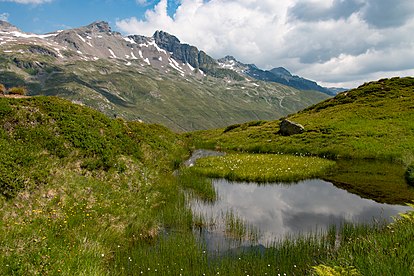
xmin=279 ymin=119 xmax=304 ymax=136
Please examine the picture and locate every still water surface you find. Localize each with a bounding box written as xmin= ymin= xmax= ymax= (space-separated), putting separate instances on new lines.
xmin=190 ymin=178 xmax=411 ymax=250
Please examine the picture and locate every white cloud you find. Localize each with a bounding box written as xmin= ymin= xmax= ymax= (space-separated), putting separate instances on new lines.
xmin=136 ymin=0 xmax=154 ymax=6
xmin=0 ymin=0 xmax=52 ymax=4
xmin=117 ymin=0 xmax=414 ymax=88
xmin=0 ymin=13 xmax=9 ymax=21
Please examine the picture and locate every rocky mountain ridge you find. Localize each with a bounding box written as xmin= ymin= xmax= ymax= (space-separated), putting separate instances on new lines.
xmin=0 ymin=20 xmax=340 ymax=93
xmin=217 ymin=56 xmax=338 ymax=95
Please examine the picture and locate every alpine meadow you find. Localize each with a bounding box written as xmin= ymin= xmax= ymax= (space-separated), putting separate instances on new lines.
xmin=1 ymin=13 xmax=414 ymax=276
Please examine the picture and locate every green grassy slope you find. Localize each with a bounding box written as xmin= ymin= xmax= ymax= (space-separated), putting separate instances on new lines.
xmin=192 ymin=77 xmax=414 ymax=163
xmin=0 ymin=96 xmax=193 ymax=274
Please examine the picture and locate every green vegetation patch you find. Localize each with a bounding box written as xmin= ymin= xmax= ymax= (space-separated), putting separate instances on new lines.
xmin=191 ymin=153 xmax=336 ymax=182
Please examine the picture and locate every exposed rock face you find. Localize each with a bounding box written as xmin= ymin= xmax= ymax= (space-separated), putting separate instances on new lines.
xmin=27 ymin=45 xmax=58 ymax=57
xmin=152 ymin=30 xmax=242 ymax=79
xmin=153 ymin=30 xmax=214 ymax=70
xmin=279 ymin=119 xmax=304 ymax=136
xmin=85 ymin=21 xmax=111 ymax=33
xmin=0 ymin=20 xmax=20 ymax=32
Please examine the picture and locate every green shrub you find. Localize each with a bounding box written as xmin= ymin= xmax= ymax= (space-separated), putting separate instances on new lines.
xmin=223 ymin=123 xmax=240 ymax=133
xmin=0 ymin=83 xmax=5 ymax=95
xmin=405 ymin=164 xmax=414 ymax=186
xmin=8 ymin=86 xmax=28 ymax=95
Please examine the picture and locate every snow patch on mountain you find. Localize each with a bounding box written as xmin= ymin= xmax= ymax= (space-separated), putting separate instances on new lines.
xmin=108 ymin=48 xmax=117 ymax=59
xmin=76 ymin=34 xmax=86 ymax=43
xmin=131 ymin=51 xmax=138 ymax=60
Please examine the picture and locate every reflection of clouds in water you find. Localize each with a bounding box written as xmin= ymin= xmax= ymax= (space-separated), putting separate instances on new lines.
xmin=191 ymin=179 xmax=411 ymax=246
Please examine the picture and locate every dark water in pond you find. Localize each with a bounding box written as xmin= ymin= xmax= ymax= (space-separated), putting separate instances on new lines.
xmin=186 ymin=150 xmax=412 ymax=251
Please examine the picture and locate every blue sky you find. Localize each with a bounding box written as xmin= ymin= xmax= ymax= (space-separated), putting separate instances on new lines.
xmin=0 ymin=0 xmax=179 ymax=34
xmin=1 ymin=0 xmax=414 ymax=88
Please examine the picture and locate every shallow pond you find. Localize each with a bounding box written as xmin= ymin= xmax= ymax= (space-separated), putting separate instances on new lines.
xmin=186 ymin=150 xmax=412 ymax=251
xmin=190 ymin=179 xmax=411 ymax=251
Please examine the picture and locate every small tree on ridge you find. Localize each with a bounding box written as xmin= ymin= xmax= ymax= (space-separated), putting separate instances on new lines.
xmin=8 ymin=86 xmax=27 ymax=96
xmin=0 ymin=83 xmax=5 ymax=95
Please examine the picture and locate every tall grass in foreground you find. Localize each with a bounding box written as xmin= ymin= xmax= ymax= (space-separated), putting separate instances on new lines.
xmin=314 ymin=203 xmax=414 ymax=275
xmin=190 ymin=153 xmax=336 ymax=182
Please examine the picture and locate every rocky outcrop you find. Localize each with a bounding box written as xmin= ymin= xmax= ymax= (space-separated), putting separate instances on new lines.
xmin=279 ymin=119 xmax=304 ymax=136
xmin=85 ymin=21 xmax=111 ymax=33
xmin=0 ymin=20 xmax=20 ymax=32
xmin=152 ymin=30 xmax=242 ymax=79
xmin=153 ymin=30 xmax=212 ymax=69
xmin=27 ymin=45 xmax=58 ymax=57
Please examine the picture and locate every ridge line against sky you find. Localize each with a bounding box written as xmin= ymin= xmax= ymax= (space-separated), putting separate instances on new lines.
xmin=1 ymin=0 xmax=414 ymax=88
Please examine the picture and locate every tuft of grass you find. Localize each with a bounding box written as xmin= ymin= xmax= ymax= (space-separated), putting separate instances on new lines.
xmin=313 ymin=265 xmax=361 ymax=276
xmin=177 ymin=169 xmax=217 ymax=202
xmin=317 ymin=203 xmax=414 ymax=275
xmin=224 ymin=210 xmax=259 ymax=243
xmin=190 ymin=153 xmax=336 ymax=183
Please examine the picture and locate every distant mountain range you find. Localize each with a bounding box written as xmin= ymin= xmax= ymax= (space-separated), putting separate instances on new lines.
xmin=0 ymin=20 xmax=333 ymax=131
xmin=217 ymin=56 xmax=344 ymax=95
xmin=152 ymin=30 xmax=344 ymax=96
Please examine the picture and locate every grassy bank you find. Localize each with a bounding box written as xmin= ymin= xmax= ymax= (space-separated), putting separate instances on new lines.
xmin=190 ymin=153 xmax=336 ymax=183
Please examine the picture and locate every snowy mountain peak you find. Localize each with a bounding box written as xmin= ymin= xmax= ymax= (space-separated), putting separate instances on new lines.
xmin=221 ymin=55 xmax=238 ymax=62
xmin=217 ymin=56 xmax=248 ymax=73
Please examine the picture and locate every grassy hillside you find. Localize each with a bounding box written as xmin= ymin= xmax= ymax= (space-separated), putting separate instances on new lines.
xmin=0 ymin=96 xmax=192 ymax=274
xmin=192 ymin=77 xmax=414 ymax=163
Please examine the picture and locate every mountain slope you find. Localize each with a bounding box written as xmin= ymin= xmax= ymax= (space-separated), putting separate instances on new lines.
xmin=0 ymin=21 xmax=330 ymax=131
